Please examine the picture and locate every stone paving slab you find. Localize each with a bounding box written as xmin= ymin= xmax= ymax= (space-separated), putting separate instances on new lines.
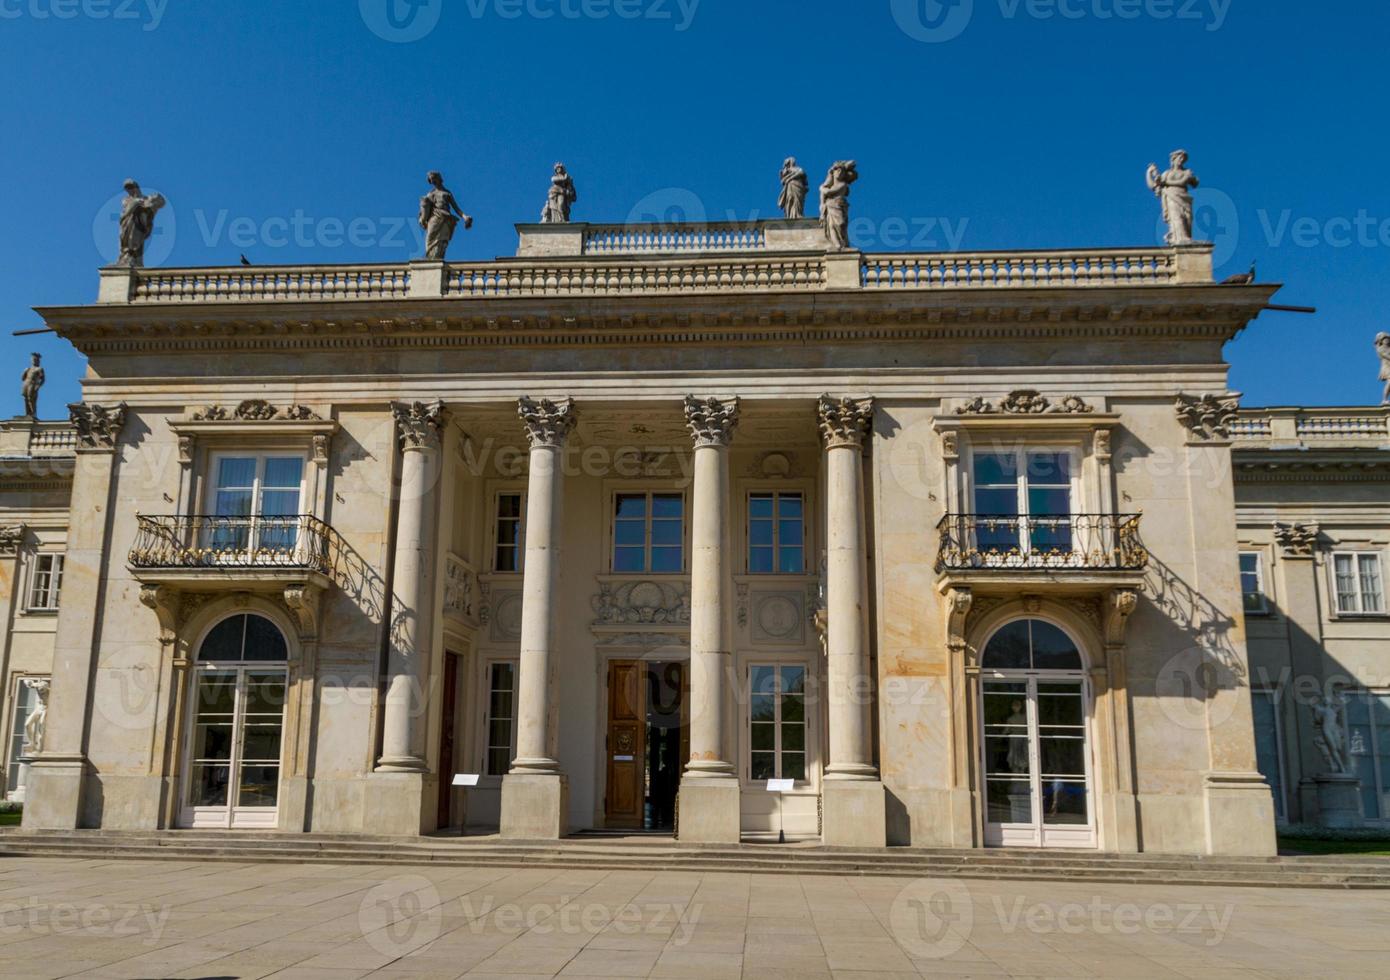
xmin=0 ymin=857 xmax=1386 ymax=978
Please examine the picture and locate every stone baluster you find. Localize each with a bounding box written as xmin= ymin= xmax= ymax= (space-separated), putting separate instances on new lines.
xmin=817 ymin=395 xmax=886 ymax=846
xmin=377 ymin=401 xmax=446 ymax=772
xmin=501 ymin=397 xmax=576 ymax=839
xmin=677 ymin=395 xmax=742 ymax=843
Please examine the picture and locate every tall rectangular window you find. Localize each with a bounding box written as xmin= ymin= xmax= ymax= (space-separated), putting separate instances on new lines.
xmin=1250 ymin=690 xmax=1285 ymax=821
xmin=1333 ymin=553 xmax=1385 ymax=615
xmin=484 ymin=663 xmax=517 ymax=777
xmin=26 ymin=554 xmax=63 ymax=611
xmin=1239 ymin=552 xmax=1267 ymax=614
xmin=749 ymin=492 xmax=805 ymax=574
xmin=494 ymin=492 xmax=524 ymax=572
xmin=749 ymin=665 xmax=807 ymax=783
xmin=1346 ymin=693 xmax=1390 ymax=820
xmin=971 ymin=449 xmax=1074 ymax=555
xmin=613 ymin=493 xmax=684 ymax=573
xmin=208 ymin=455 xmax=305 ymax=554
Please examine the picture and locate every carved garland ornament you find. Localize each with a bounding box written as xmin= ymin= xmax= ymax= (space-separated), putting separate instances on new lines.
xmin=68 ymin=402 xmax=128 ymax=450
xmin=0 ymin=525 xmax=24 ymax=556
xmin=1174 ymin=393 xmax=1241 ymax=440
xmin=1273 ymin=521 xmax=1319 ymax=558
xmin=190 ymin=400 xmax=323 ymax=422
xmin=517 ymin=396 xmax=577 ymax=449
xmin=955 ymin=390 xmax=1094 ymax=415
xmin=818 ymin=395 xmax=875 ymax=449
xmin=683 ymin=395 xmax=740 ymax=448
xmin=392 ymin=400 xmax=446 ymax=451
xmin=591 ymin=580 xmax=691 ymax=626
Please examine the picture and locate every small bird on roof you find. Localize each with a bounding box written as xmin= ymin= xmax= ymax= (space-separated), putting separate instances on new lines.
xmin=1222 ymin=261 xmax=1256 ymax=285
xmin=240 ymin=254 xmax=252 ymax=266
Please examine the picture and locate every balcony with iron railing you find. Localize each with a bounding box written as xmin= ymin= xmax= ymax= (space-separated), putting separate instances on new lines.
xmin=935 ymin=513 xmax=1149 ymax=594
xmin=128 ymin=515 xmax=336 ymax=590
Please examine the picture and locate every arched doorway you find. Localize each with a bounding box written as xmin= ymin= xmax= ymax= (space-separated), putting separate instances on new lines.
xmin=180 ymin=613 xmax=289 ymax=829
xmin=978 ymin=617 xmax=1095 ymax=848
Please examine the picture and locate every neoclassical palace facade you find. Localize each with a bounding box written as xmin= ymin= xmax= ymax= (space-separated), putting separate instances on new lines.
xmin=2 ymin=220 xmax=1386 ymax=854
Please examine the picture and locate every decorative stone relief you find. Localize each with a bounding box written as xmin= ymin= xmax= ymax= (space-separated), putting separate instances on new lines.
xmin=736 ymin=582 xmax=749 ymax=628
xmin=746 ymin=451 xmax=795 ymax=479
xmin=517 ymin=396 xmax=577 ymax=449
xmin=595 ymin=632 xmax=689 ymax=651
xmin=1104 ymin=588 xmax=1140 ymax=646
xmin=684 ymin=395 xmax=741 ymax=448
xmin=751 ymin=591 xmax=806 ymax=645
xmin=444 ymin=554 xmax=478 ymax=625
xmin=956 ymin=390 xmax=1094 ymax=415
xmin=1174 ymin=393 xmax=1240 ymax=440
xmin=281 ymin=583 xmax=324 ymax=640
xmin=1273 ymin=521 xmax=1319 ymax=558
xmin=68 ymin=402 xmax=128 ymax=450
xmin=818 ymin=395 xmax=875 ymax=449
xmin=591 ymin=579 xmax=691 ymax=626
xmin=946 ymin=587 xmax=974 ymax=652
xmin=0 ymin=525 xmax=24 ymax=556
xmin=485 ymin=589 xmax=524 ymax=643
xmin=190 ymin=401 xmax=323 ymax=422
xmin=392 ymin=400 xmax=446 ymax=451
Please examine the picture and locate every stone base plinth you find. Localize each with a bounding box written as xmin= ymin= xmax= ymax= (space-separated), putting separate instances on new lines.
xmin=822 ymin=780 xmax=886 ymax=847
xmin=1203 ymin=771 xmax=1277 ymax=856
xmin=500 ymin=773 xmax=569 ymax=840
xmin=364 ymin=771 xmax=433 ymax=837
xmin=1314 ymin=774 xmax=1365 ymax=829
xmin=21 ymin=758 xmax=86 ymax=830
xmin=677 ymin=778 xmax=740 ymax=843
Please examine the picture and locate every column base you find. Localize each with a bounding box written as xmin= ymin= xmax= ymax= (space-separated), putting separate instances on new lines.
xmin=1314 ymin=774 xmax=1366 ymax=829
xmin=500 ymin=773 xmax=569 ymax=840
xmin=677 ymin=778 xmax=740 ymax=843
xmin=374 ymin=756 xmax=429 ymax=774
xmin=20 ymin=757 xmax=87 ymax=831
xmin=1203 ymin=771 xmax=1277 ymax=856
xmin=822 ymin=780 xmax=886 ymax=847
xmin=364 ymin=771 xmax=433 ymax=836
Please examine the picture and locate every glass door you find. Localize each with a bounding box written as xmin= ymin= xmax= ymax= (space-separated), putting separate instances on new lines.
xmin=182 ymin=666 xmax=287 ymax=829
xmin=981 ymin=675 xmax=1095 ymax=847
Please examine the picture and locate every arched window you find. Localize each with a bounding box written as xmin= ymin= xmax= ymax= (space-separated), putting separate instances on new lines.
xmin=197 ymin=614 xmax=288 ymax=662
xmin=982 ymin=619 xmax=1083 ymax=672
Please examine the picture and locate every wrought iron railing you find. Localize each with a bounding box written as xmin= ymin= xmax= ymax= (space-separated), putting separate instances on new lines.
xmin=936 ymin=514 xmax=1148 ymax=573
xmin=129 ymin=515 xmax=333 ymax=573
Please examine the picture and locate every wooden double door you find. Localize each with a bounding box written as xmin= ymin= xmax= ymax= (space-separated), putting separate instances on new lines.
xmin=605 ymin=660 xmax=689 ymax=831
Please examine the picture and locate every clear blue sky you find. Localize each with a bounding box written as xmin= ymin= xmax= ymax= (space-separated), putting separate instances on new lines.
xmin=2 ymin=0 xmax=1386 ymax=414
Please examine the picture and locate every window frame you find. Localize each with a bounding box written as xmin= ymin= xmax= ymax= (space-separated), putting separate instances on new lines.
xmin=1239 ymin=551 xmax=1268 ymax=615
xmin=746 ymin=663 xmax=810 ymax=786
xmin=966 ymin=444 xmax=1083 ymax=560
xmin=491 ymin=489 xmax=527 ymax=574
xmin=609 ymin=489 xmax=688 ymax=575
xmin=745 ymin=489 xmax=808 ymax=576
xmin=481 ymin=659 xmax=519 ymax=778
xmin=1330 ymin=550 xmax=1386 ymax=617
xmin=203 ymin=451 xmax=309 ymax=518
xmin=24 ymin=552 xmax=64 ymax=613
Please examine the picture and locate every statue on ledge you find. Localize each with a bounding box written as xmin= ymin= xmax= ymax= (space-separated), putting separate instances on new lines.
xmin=1146 ymin=149 xmax=1200 ymax=245
xmin=540 ymin=163 xmax=577 ymax=224
xmin=22 ymin=678 xmax=49 ymax=756
xmin=20 ymin=353 xmax=43 ymax=419
xmin=419 ymin=171 xmax=473 ymax=260
xmin=116 ymin=179 xmax=167 ymax=268
xmin=819 ymin=160 xmax=859 ymax=250
xmin=1311 ymin=691 xmax=1352 ymax=776
xmin=778 ymin=157 xmax=808 ymax=220
xmin=1377 ymin=332 xmax=1390 ymax=405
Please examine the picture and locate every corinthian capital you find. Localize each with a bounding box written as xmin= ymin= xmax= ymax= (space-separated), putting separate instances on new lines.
xmin=683 ymin=395 xmax=740 ymax=448
xmin=68 ymin=402 xmax=128 ymax=451
xmin=392 ymin=400 xmax=446 ymax=451
xmin=817 ymin=395 xmax=875 ymax=449
xmin=518 ymin=396 xmax=576 ymax=449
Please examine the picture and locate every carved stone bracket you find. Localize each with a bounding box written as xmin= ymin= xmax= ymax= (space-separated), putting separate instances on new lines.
xmin=1175 ymin=392 xmax=1241 ymax=440
xmin=818 ymin=395 xmax=875 ymax=449
xmin=591 ymin=579 xmax=690 ymax=627
xmin=191 ymin=401 xmax=322 ymax=422
xmin=518 ymin=396 xmax=577 ymax=449
xmin=956 ymin=390 xmax=1094 ymax=416
xmin=139 ymin=584 xmax=180 ymax=645
xmin=946 ymin=587 xmax=973 ymax=652
xmin=0 ymin=525 xmax=24 ymax=556
xmin=281 ymin=583 xmax=324 ymax=640
xmin=1103 ymin=589 xmax=1140 ymax=647
xmin=69 ymin=402 xmax=128 ymax=451
xmin=684 ymin=395 xmax=740 ymax=448
xmin=1273 ymin=521 xmax=1320 ymax=559
xmin=392 ymin=400 xmax=446 ymax=452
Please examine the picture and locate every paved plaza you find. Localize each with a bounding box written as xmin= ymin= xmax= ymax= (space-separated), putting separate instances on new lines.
xmin=0 ymin=858 xmax=1385 ymax=978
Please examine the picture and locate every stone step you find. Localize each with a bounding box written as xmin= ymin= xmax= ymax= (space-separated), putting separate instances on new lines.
xmin=3 ymin=834 xmax=1387 ymax=889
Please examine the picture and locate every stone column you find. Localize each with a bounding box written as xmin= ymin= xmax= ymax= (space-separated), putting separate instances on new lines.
xmin=677 ymin=396 xmax=741 ymax=843
xmin=23 ymin=403 xmax=127 ymax=830
xmin=817 ymin=395 xmax=886 ymax=846
xmin=377 ymin=401 xmax=446 ymax=772
xmin=500 ymin=397 xmax=576 ymax=839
